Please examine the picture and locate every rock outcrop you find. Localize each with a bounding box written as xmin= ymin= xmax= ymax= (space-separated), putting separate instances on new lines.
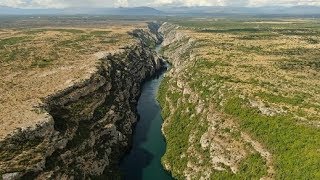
xmin=0 ymin=24 xmax=165 ymax=179
xmin=158 ymin=22 xmax=273 ymax=179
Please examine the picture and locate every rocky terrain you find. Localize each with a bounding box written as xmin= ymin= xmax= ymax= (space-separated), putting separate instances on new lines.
xmin=158 ymin=22 xmax=271 ymax=180
xmin=0 ymin=21 xmax=165 ymax=179
xmin=2 ymin=17 xmax=320 ymax=180
xmin=158 ymin=19 xmax=320 ymax=179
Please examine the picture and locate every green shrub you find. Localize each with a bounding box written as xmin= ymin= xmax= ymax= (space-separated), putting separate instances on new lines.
xmin=224 ymin=97 xmax=320 ymax=179
xmin=31 ymin=57 xmax=53 ymax=68
xmin=0 ymin=36 xmax=29 ymax=48
xmin=90 ymin=30 xmax=112 ymax=36
xmin=211 ymin=153 xmax=267 ymax=180
xmin=255 ymin=91 xmax=305 ymax=106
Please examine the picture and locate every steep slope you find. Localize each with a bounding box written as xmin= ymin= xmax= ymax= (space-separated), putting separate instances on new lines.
xmin=158 ymin=22 xmax=271 ymax=179
xmin=0 ymin=25 xmax=165 ymax=179
xmin=158 ymin=19 xmax=320 ymax=179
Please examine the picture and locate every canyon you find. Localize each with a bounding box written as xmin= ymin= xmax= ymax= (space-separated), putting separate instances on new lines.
xmin=158 ymin=19 xmax=320 ymax=179
xmin=0 ymin=22 xmax=166 ymax=179
xmin=1 ymin=17 xmax=320 ymax=180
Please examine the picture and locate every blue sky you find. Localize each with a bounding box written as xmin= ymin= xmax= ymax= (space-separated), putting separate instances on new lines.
xmin=0 ymin=0 xmax=320 ymax=8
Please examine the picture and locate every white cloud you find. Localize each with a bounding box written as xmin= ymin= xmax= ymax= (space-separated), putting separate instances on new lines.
xmin=152 ymin=0 xmax=320 ymax=6
xmin=248 ymin=0 xmax=320 ymax=6
xmin=184 ymin=0 xmax=217 ymax=6
xmin=153 ymin=0 xmax=222 ymax=6
xmin=0 ymin=0 xmax=320 ymax=8
xmin=0 ymin=0 xmax=27 ymax=7
xmin=30 ymin=0 xmax=66 ymax=8
xmin=114 ymin=0 xmax=129 ymax=7
xmin=0 ymin=0 xmax=129 ymax=8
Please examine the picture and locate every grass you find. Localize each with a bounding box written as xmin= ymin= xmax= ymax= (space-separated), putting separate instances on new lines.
xmin=57 ymin=35 xmax=93 ymax=48
xmin=224 ymin=97 xmax=320 ymax=179
xmin=255 ymin=91 xmax=305 ymax=106
xmin=31 ymin=57 xmax=54 ymax=68
xmin=0 ymin=36 xmax=29 ymax=48
xmin=51 ymin=29 xmax=85 ymax=34
xmin=90 ymin=30 xmax=112 ymax=36
xmin=278 ymin=58 xmax=320 ymax=70
xmin=0 ymin=19 xmax=158 ymax=178
xmin=199 ymin=28 xmax=265 ymax=34
xmin=100 ymin=38 xmax=119 ymax=44
xmin=158 ymin=79 xmax=198 ymax=179
xmin=159 ymin=18 xmax=320 ymax=179
xmin=211 ymin=153 xmax=267 ymax=180
xmin=0 ymin=26 xmax=136 ymax=69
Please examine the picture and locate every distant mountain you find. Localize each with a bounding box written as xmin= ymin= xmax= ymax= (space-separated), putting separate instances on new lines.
xmin=0 ymin=6 xmax=163 ymax=15
xmin=104 ymin=7 xmax=163 ymax=15
xmin=284 ymin=5 xmax=320 ymax=14
xmin=0 ymin=6 xmax=64 ymax=15
xmin=158 ymin=5 xmax=320 ymax=16
xmin=0 ymin=5 xmax=319 ymax=16
xmin=0 ymin=6 xmax=23 ymax=14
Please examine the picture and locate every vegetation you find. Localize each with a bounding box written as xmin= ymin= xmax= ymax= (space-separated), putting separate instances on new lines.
xmin=224 ymin=97 xmax=320 ymax=179
xmin=0 ymin=137 xmax=43 ymax=162
xmin=210 ymin=153 xmax=267 ymax=179
xmin=159 ymin=18 xmax=320 ymax=179
xmin=0 ymin=36 xmax=29 ymax=48
xmin=31 ymin=57 xmax=54 ymax=68
xmin=0 ymin=18 xmax=138 ymax=151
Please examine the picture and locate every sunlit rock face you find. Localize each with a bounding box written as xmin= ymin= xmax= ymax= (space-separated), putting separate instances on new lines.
xmin=0 ymin=24 xmax=165 ymax=179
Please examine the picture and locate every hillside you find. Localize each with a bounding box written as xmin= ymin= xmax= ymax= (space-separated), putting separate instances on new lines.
xmin=0 ymin=19 xmax=164 ymax=178
xmin=158 ymin=18 xmax=320 ymax=179
xmin=1 ymin=14 xmax=320 ymax=179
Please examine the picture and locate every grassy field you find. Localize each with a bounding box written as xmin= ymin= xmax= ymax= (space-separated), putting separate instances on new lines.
xmin=159 ymin=18 xmax=320 ymax=179
xmin=0 ymin=17 xmax=146 ymax=140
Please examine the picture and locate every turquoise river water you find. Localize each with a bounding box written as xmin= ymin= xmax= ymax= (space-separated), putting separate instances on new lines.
xmin=120 ymin=47 xmax=173 ymax=180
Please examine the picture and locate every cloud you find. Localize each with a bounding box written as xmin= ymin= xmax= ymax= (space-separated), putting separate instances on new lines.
xmin=1 ymin=0 xmax=320 ymax=8
xmin=152 ymin=0 xmax=320 ymax=7
xmin=1 ymin=0 xmax=130 ymax=8
xmin=224 ymin=0 xmax=249 ymax=6
xmin=29 ymin=0 xmax=66 ymax=8
xmin=248 ymin=0 xmax=320 ymax=6
xmin=114 ymin=0 xmax=129 ymax=7
xmin=153 ymin=0 xmax=221 ymax=6
xmin=152 ymin=0 xmax=249 ymax=6
xmin=0 ymin=0 xmax=27 ymax=7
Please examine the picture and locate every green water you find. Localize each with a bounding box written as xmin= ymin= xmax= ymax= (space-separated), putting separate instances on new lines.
xmin=119 ymin=66 xmax=172 ymax=180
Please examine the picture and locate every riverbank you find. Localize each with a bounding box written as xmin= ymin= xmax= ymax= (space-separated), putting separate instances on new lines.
xmin=119 ymin=61 xmax=172 ymax=179
xmin=0 ymin=22 xmax=166 ymax=179
xmin=158 ymin=19 xmax=320 ymax=179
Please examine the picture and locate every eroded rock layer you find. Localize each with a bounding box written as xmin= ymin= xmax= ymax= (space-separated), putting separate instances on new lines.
xmin=158 ymin=22 xmax=273 ymax=179
xmin=0 ymin=24 xmax=165 ymax=179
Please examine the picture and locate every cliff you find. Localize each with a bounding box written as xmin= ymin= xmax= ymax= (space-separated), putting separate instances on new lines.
xmin=0 ymin=24 xmax=165 ymax=179
xmin=158 ymin=23 xmax=273 ymax=179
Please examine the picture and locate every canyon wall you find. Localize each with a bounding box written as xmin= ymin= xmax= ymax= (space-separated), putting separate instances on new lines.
xmin=158 ymin=23 xmax=272 ymax=179
xmin=0 ymin=24 xmax=164 ymax=179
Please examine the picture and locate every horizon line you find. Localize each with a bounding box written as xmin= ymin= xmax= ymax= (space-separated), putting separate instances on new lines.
xmin=1 ymin=4 xmax=320 ymax=10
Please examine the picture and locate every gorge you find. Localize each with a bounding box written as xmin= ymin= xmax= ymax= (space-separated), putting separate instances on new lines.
xmin=119 ymin=54 xmax=172 ymax=179
xmin=2 ymin=17 xmax=320 ymax=180
xmin=0 ymin=22 xmax=168 ymax=179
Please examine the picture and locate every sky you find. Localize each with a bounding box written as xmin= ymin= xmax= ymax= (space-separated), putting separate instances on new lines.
xmin=0 ymin=0 xmax=320 ymax=8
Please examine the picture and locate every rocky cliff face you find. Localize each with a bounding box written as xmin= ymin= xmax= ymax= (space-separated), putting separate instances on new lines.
xmin=158 ymin=23 xmax=272 ymax=179
xmin=0 ymin=24 xmax=164 ymax=179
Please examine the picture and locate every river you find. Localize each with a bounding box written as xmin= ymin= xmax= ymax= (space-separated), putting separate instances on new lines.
xmin=119 ymin=46 xmax=173 ymax=180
